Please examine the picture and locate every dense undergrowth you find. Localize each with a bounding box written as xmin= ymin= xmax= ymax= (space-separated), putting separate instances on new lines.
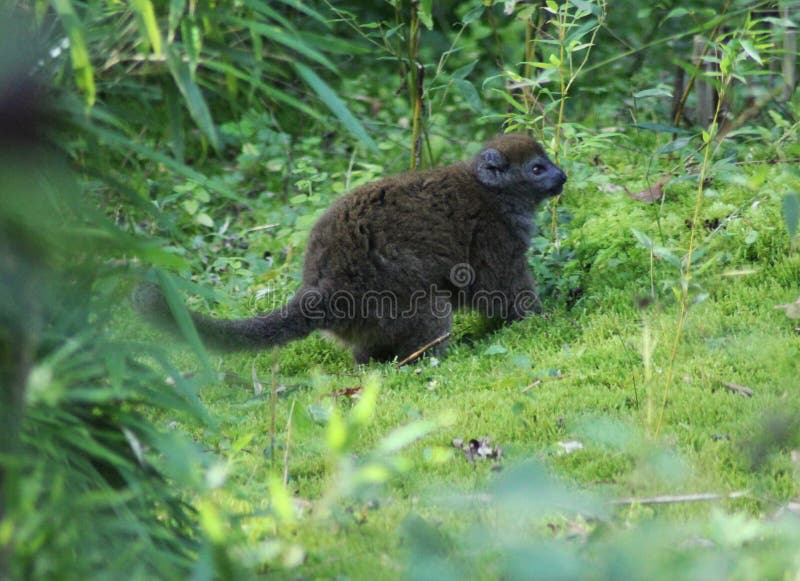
xmin=2 ymin=0 xmax=799 ymax=578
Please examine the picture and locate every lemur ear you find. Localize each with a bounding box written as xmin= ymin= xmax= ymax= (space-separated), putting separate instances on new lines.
xmin=475 ymin=148 xmax=509 ymax=187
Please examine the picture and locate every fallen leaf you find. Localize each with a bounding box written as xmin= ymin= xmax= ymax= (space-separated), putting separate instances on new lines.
xmin=721 ymin=381 xmax=754 ymax=397
xmin=626 ymin=175 xmax=671 ymax=203
xmin=329 ymin=386 xmax=363 ymax=399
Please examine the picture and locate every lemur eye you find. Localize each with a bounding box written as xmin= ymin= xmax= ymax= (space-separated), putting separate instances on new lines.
xmin=531 ymin=164 xmax=545 ymax=176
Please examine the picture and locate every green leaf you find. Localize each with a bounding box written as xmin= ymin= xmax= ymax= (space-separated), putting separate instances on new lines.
xmin=454 ymin=79 xmax=483 ymax=113
xmin=231 ymin=15 xmax=337 ymax=72
xmin=739 ymin=39 xmax=762 ymax=65
xmin=452 ymin=60 xmax=478 ymax=80
xmin=326 ymin=407 xmax=347 ymax=452
xmin=167 ymin=0 xmax=185 ymax=38
xmin=351 ymin=376 xmax=380 ymax=426
xmin=307 ymin=404 xmax=331 ymax=424
xmin=418 ymin=0 xmax=434 ymax=30
xmin=665 ymin=7 xmax=689 ymax=19
xmin=378 ymin=421 xmax=437 ymax=454
xmin=155 ymin=270 xmax=214 ymax=377
xmin=50 ymin=0 xmax=95 ymax=106
xmin=783 ymin=192 xmax=799 ymax=239
xmin=274 ymin=0 xmax=331 ymax=26
xmin=633 ymin=88 xmax=672 ymax=99
xmin=183 ymin=199 xmax=199 ymax=215
xmin=203 ymin=59 xmax=322 ymax=121
xmin=653 ymin=246 xmax=681 ymax=268
xmin=657 ymin=137 xmax=692 ymax=154
xmin=634 ymin=122 xmax=693 ymax=135
xmin=165 ymin=47 xmax=220 ymax=151
xmin=631 ymin=228 xmax=653 ymax=249
xmin=568 ymin=0 xmax=600 ymax=16
xmin=484 ymin=344 xmax=508 ymax=356
xmin=131 ymin=0 xmax=163 ymax=56
xmin=294 ymin=63 xmax=376 ymax=150
xmin=181 ymin=16 xmax=201 ymax=75
xmin=462 ymin=5 xmax=485 ymax=24
xmin=516 ymin=5 xmax=538 ymax=21
xmin=268 ymin=476 xmax=296 ymax=524
xmin=195 ymin=212 xmax=214 ymax=228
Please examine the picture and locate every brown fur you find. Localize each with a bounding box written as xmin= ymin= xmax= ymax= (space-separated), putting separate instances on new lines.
xmin=134 ymin=133 xmax=567 ymax=363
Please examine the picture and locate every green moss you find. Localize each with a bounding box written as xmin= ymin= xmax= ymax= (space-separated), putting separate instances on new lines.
xmin=127 ymin=128 xmax=800 ymax=577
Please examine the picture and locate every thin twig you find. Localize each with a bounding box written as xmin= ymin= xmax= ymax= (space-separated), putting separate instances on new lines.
xmin=410 ymin=62 xmax=425 ymax=170
xmin=610 ymin=490 xmax=748 ymax=506
xmin=720 ymin=381 xmax=754 ymax=398
xmin=396 ymin=332 xmax=451 ymax=367
xmin=521 ymin=380 xmax=542 ymax=393
xmin=244 ymin=223 xmax=279 ymax=233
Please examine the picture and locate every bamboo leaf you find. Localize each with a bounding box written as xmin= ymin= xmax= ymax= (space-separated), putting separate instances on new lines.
xmin=50 ymin=0 xmax=95 ymax=106
xmin=228 ymin=15 xmax=337 ymax=72
xmin=378 ymin=420 xmax=437 ymax=454
xmin=633 ymin=88 xmax=672 ymax=99
xmin=568 ymin=0 xmax=600 ymax=16
xmin=634 ymin=122 xmax=693 ymax=135
xmin=419 ymin=0 xmax=434 ymax=30
xmin=165 ymin=47 xmax=220 ymax=151
xmin=294 ymin=62 xmax=376 ymax=150
xmin=274 ymin=0 xmax=331 ymax=26
xmin=739 ymin=39 xmax=763 ymax=65
xmin=202 ymin=59 xmax=323 ymax=120
xmin=167 ymin=0 xmax=186 ymax=39
xmin=155 ymin=270 xmax=214 ymax=377
xmin=131 ymin=0 xmax=163 ymax=56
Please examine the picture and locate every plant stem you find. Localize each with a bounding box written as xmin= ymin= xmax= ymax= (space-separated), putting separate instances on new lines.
xmin=408 ymin=0 xmax=423 ymax=170
xmin=655 ymin=90 xmax=726 ymax=436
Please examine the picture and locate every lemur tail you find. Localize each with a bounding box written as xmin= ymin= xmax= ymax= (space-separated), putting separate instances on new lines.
xmin=132 ymin=283 xmax=324 ymax=351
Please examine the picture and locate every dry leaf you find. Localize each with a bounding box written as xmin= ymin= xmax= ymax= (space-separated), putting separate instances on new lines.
xmin=626 ymin=175 xmax=671 ymax=203
xmin=329 ymin=386 xmax=363 ymax=399
xmin=721 ymin=381 xmax=754 ymax=397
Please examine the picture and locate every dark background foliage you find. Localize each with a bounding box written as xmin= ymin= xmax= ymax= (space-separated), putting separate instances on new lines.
xmin=1 ymin=0 xmax=798 ymax=577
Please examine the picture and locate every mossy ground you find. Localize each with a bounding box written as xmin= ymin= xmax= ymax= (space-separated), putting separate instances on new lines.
xmin=133 ymin=141 xmax=799 ymax=577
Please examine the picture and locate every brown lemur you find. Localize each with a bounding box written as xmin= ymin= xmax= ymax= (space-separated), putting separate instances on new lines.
xmin=134 ymin=133 xmax=567 ymax=364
